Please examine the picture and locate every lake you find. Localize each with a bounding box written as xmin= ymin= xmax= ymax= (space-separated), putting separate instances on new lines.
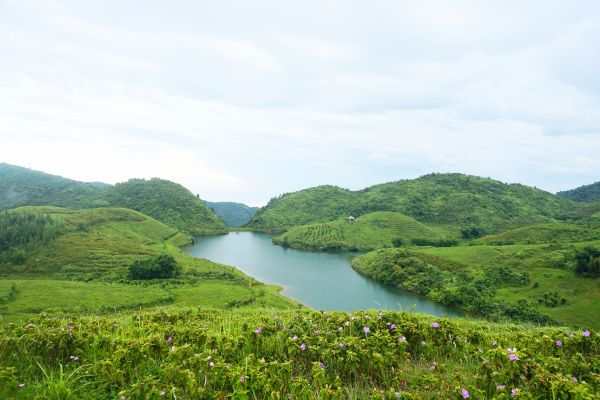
xmin=186 ymin=232 xmax=461 ymax=317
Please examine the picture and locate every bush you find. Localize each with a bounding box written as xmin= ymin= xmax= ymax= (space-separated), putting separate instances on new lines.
xmin=574 ymin=246 xmax=600 ymax=277
xmin=128 ymin=254 xmax=181 ymax=280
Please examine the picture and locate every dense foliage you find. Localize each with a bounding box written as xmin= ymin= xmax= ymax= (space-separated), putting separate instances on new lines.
xmin=0 ymin=308 xmax=597 ymax=399
xmin=204 ymin=201 xmax=258 ymax=227
xmin=575 ymin=246 xmax=600 ymax=277
xmin=0 ymin=163 xmax=108 ymax=210
xmin=558 ymin=181 xmax=600 ymax=203
xmin=128 ymin=254 xmax=182 ymax=280
xmin=104 ymin=178 xmax=227 ymax=235
xmin=473 ymin=222 xmax=600 ymax=245
xmin=351 ymin=248 xmax=555 ymax=324
xmin=0 ymin=211 xmax=62 ymax=265
xmin=273 ymin=211 xmax=452 ymax=251
xmin=247 ymin=173 xmax=576 ymax=233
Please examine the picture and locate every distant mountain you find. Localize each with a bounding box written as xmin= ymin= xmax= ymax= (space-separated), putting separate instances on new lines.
xmin=246 ymin=173 xmax=576 ymax=232
xmin=105 ymin=178 xmax=226 ymax=235
xmin=0 ymin=163 xmax=226 ymax=235
xmin=558 ymin=181 xmax=600 ymax=203
xmin=204 ymin=201 xmax=258 ymax=227
xmin=0 ymin=163 xmax=108 ymax=210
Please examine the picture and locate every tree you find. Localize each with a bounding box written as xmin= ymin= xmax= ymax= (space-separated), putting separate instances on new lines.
xmin=574 ymin=246 xmax=600 ymax=277
xmin=128 ymin=253 xmax=182 ymax=280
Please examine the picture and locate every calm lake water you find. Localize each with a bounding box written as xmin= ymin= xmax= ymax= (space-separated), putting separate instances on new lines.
xmin=187 ymin=232 xmax=461 ymax=317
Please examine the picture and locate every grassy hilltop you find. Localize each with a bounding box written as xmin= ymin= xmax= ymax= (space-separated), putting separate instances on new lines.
xmin=0 ymin=207 xmax=297 ymax=323
xmin=246 ymin=173 xmax=575 ymax=233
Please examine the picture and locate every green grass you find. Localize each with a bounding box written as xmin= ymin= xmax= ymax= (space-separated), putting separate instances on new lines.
xmin=0 ymin=207 xmax=298 ymax=322
xmin=273 ymin=211 xmax=453 ymax=251
xmin=0 ymin=308 xmax=597 ymax=399
xmin=472 ymin=221 xmax=600 ymax=245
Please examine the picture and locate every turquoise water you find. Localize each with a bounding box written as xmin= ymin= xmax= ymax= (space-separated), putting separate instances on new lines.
xmin=187 ymin=232 xmax=461 ymax=317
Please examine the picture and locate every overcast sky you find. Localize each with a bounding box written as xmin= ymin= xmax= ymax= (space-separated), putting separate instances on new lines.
xmin=1 ymin=1 xmax=599 ymax=205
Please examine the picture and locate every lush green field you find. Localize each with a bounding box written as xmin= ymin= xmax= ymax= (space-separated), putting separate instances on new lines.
xmin=0 ymin=207 xmax=298 ymax=322
xmin=273 ymin=211 xmax=454 ymax=251
xmin=0 ymin=308 xmax=597 ymax=399
xmin=472 ymin=222 xmax=600 ymax=245
xmin=247 ymin=173 xmax=575 ymax=232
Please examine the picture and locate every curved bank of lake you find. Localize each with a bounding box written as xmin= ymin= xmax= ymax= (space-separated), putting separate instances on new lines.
xmin=186 ymin=232 xmax=461 ymax=317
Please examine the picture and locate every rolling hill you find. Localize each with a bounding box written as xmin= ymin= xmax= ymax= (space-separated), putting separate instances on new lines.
xmin=246 ymin=173 xmax=576 ymax=233
xmin=105 ymin=178 xmax=227 ymax=235
xmin=0 ymin=163 xmax=227 ymax=235
xmin=273 ymin=211 xmax=453 ymax=251
xmin=558 ymin=181 xmax=600 ymax=203
xmin=204 ymin=201 xmax=258 ymax=227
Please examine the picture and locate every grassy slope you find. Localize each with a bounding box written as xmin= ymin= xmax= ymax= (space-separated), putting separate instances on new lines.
xmin=414 ymin=241 xmax=600 ymax=328
xmin=273 ymin=211 xmax=452 ymax=251
xmin=246 ymin=173 xmax=575 ymax=232
xmin=204 ymin=201 xmax=259 ymax=227
xmin=105 ymin=178 xmax=227 ymax=235
xmin=0 ymin=308 xmax=597 ymax=399
xmin=0 ymin=207 xmax=297 ymax=322
xmin=472 ymin=221 xmax=600 ymax=245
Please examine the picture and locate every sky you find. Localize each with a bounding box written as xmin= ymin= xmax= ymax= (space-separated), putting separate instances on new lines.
xmin=1 ymin=1 xmax=599 ymax=206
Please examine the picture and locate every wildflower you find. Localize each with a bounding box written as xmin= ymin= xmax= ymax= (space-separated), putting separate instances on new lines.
xmin=314 ymin=329 xmax=321 ymax=334
xmin=511 ymin=388 xmax=519 ymax=397
xmin=338 ymin=327 xmax=343 ymax=331
xmin=339 ymin=343 xmax=345 ymax=348
xmin=390 ymin=323 xmax=396 ymax=329
xmin=478 ymin=348 xmax=483 ymax=353
xmin=572 ymin=377 xmax=578 ymax=383
xmin=69 ymin=355 xmax=79 ymax=361
xmin=254 ymin=326 xmax=263 ymax=334
xmin=398 ymin=336 xmax=407 ymax=342
xmin=18 ymin=383 xmax=25 ymax=389
xmin=461 ymin=388 xmax=470 ymax=398
xmin=209 ymin=362 xmax=214 ymax=367
xmin=292 ymin=335 xmax=298 ymax=341
xmin=556 ymin=340 xmax=563 ymax=347
xmin=508 ymin=354 xmax=518 ymax=361
xmin=25 ymin=323 xmax=35 ymax=329
xmin=363 ymin=326 xmax=370 ymax=334
xmin=496 ymin=385 xmax=506 ymax=390
xmin=166 ymin=336 xmax=173 ymax=343
xmin=159 ymin=391 xmax=165 ymax=397
xmin=226 ymin=365 xmax=231 ymax=369
xmin=300 ymin=343 xmax=307 ymax=351
xmin=121 ymin=396 xmax=125 ymax=400
xmin=344 ymin=321 xmax=350 ymax=326
xmin=207 ymin=355 xmax=212 ymax=360
xmin=240 ymin=376 xmax=245 ymax=383
xmin=492 ymin=341 xmax=497 ymax=346
xmin=430 ymin=362 xmax=437 ymax=371
xmin=421 ymin=341 xmax=426 ymax=346
xmin=386 ymin=322 xmax=390 ymax=326
xmin=170 ymin=346 xmax=176 ymax=352
xmin=431 ymin=322 xmax=440 ymax=328
xmin=583 ymin=330 xmax=590 ymax=337
xmin=567 ymin=333 xmax=574 ymax=338
xmin=319 ymin=362 xmax=326 ymax=369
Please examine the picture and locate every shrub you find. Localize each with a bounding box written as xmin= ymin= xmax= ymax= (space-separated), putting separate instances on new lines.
xmin=574 ymin=246 xmax=600 ymax=277
xmin=128 ymin=254 xmax=181 ymax=280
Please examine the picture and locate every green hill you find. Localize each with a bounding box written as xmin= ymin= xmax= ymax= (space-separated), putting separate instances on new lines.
xmin=204 ymin=201 xmax=258 ymax=227
xmin=0 ymin=163 xmax=108 ymax=210
xmin=1 ymin=308 xmax=597 ymax=399
xmin=273 ymin=211 xmax=453 ymax=251
xmin=558 ymin=181 xmax=600 ymax=203
xmin=105 ymin=178 xmax=226 ymax=235
xmin=0 ymin=206 xmax=297 ymax=322
xmin=0 ymin=163 xmax=227 ymax=236
xmin=246 ymin=173 xmax=575 ymax=233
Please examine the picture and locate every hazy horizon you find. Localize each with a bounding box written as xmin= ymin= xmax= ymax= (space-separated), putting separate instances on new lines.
xmin=1 ymin=1 xmax=599 ymax=205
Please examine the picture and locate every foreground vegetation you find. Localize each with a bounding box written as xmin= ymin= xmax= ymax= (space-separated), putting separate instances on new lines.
xmin=0 ymin=308 xmax=597 ymax=399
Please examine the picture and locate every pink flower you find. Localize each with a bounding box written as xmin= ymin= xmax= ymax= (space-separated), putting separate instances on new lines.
xmin=583 ymin=330 xmax=590 ymax=337
xmin=363 ymin=326 xmax=370 ymax=334
xmin=462 ymin=388 xmax=470 ymax=398
xmin=511 ymin=388 xmax=519 ymax=397
xmin=209 ymin=362 xmax=214 ymax=367
xmin=398 ymin=336 xmax=407 ymax=342
xmin=431 ymin=322 xmax=440 ymax=328
xmin=254 ymin=326 xmax=263 ymax=334
xmin=159 ymin=391 xmax=165 ymax=396
xmin=300 ymin=343 xmax=306 ymax=351
xmin=496 ymin=385 xmax=506 ymax=390
xmin=292 ymin=335 xmax=298 ymax=341
xmin=319 ymin=362 xmax=326 ymax=369
xmin=166 ymin=336 xmax=172 ymax=343
xmin=508 ymin=354 xmax=518 ymax=361
xmin=240 ymin=376 xmax=245 ymax=383
xmin=572 ymin=377 xmax=578 ymax=383
xmin=338 ymin=327 xmax=343 ymax=331
xmin=556 ymin=340 xmax=563 ymax=347
xmin=390 ymin=323 xmax=396 ymax=329
xmin=339 ymin=343 xmax=345 ymax=348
